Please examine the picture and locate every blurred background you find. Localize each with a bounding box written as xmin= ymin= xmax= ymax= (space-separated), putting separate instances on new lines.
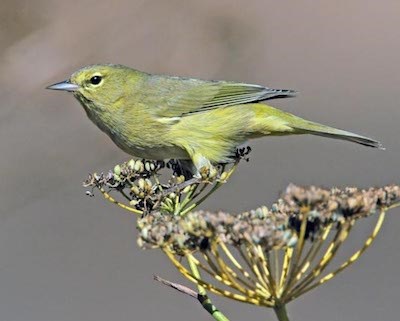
xmin=1 ymin=0 xmax=399 ymax=320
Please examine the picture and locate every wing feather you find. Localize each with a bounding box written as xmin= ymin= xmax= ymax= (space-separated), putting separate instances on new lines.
xmin=140 ymin=76 xmax=296 ymax=118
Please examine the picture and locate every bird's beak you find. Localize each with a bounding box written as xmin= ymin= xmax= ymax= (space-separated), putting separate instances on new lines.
xmin=46 ymin=80 xmax=79 ymax=92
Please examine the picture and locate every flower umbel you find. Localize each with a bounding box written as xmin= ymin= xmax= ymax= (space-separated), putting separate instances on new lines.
xmin=84 ymin=158 xmax=399 ymax=321
xmin=137 ymin=183 xmax=399 ymax=314
xmin=83 ymin=147 xmax=251 ymax=216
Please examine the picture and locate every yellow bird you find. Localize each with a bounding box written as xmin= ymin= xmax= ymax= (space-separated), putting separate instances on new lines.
xmin=47 ymin=64 xmax=382 ymax=175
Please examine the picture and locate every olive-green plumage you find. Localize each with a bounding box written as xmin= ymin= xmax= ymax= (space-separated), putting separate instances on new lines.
xmin=47 ymin=64 xmax=382 ymax=173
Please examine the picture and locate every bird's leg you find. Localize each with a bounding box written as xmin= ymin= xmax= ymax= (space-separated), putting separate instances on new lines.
xmin=174 ymin=159 xmax=197 ymax=180
xmin=160 ymin=155 xmax=216 ymax=197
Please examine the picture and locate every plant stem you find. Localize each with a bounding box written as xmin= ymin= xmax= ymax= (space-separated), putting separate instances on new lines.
xmin=273 ymin=304 xmax=290 ymax=321
xmin=198 ymin=294 xmax=230 ymax=321
xmin=188 ymin=256 xmax=230 ymax=321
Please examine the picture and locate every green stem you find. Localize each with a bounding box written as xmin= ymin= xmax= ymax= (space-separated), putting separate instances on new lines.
xmin=188 ymin=256 xmax=230 ymax=321
xmin=181 ymin=162 xmax=238 ymax=216
xmin=273 ymin=304 xmax=290 ymax=321
xmin=197 ymin=294 xmax=230 ymax=321
xmin=181 ymin=182 xmax=223 ymax=215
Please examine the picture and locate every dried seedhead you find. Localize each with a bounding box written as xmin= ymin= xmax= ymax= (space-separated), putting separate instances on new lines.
xmin=84 ymin=157 xmax=399 ymax=315
xmin=137 ymin=183 xmax=400 ymax=307
xmin=83 ymin=149 xmax=250 ymax=216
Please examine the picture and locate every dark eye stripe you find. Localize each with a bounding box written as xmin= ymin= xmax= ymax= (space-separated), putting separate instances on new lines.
xmin=90 ymin=75 xmax=102 ymax=85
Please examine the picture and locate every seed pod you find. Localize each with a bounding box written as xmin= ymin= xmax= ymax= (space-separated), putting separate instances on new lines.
xmin=113 ymin=165 xmax=121 ymax=175
xmin=130 ymin=185 xmax=140 ymax=195
xmin=138 ymin=178 xmax=145 ymax=190
xmin=134 ymin=160 xmax=144 ymax=172
xmin=129 ymin=199 xmax=139 ymax=206
xmin=144 ymin=179 xmax=153 ymax=192
xmin=141 ymin=226 xmax=149 ymax=239
xmin=128 ymin=159 xmax=135 ymax=169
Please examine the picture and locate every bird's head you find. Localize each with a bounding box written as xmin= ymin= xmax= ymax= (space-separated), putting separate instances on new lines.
xmin=47 ymin=64 xmax=142 ymax=111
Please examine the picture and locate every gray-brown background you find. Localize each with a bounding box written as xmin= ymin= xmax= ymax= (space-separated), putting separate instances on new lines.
xmin=1 ymin=1 xmax=399 ymax=320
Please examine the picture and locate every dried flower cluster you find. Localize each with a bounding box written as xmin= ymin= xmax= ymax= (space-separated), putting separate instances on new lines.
xmin=136 ymin=181 xmax=399 ymax=310
xmin=84 ymin=156 xmax=399 ymax=321
xmin=137 ymin=183 xmax=400 ymax=251
xmin=137 ymin=207 xmax=291 ymax=253
xmin=83 ymin=148 xmax=250 ymax=216
xmin=284 ymin=183 xmax=400 ymax=218
xmin=284 ymin=183 xmax=400 ymax=238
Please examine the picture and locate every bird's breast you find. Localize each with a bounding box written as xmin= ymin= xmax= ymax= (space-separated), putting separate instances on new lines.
xmin=85 ymin=108 xmax=189 ymax=160
xmin=119 ymin=144 xmax=191 ymax=160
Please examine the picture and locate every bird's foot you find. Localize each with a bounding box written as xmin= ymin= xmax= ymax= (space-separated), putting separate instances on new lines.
xmin=191 ymin=154 xmax=218 ymax=181
xmin=195 ymin=164 xmax=218 ymax=181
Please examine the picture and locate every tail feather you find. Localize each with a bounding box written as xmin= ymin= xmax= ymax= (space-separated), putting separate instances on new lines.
xmin=304 ymin=129 xmax=384 ymax=149
xmin=262 ymin=88 xmax=298 ymax=101
xmin=292 ymin=121 xmax=384 ymax=150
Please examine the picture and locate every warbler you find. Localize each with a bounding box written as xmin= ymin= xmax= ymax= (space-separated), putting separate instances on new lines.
xmin=47 ymin=64 xmax=382 ymax=175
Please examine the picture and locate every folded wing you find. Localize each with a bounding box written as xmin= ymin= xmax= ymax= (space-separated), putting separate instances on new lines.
xmin=142 ymin=76 xmax=297 ymax=118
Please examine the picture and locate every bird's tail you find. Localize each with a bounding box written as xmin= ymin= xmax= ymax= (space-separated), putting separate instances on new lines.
xmin=292 ymin=120 xmax=384 ymax=149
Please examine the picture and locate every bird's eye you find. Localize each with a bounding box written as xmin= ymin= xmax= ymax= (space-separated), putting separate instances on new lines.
xmin=90 ymin=75 xmax=102 ymax=85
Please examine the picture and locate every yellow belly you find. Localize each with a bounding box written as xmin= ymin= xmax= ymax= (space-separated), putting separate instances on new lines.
xmin=109 ymin=132 xmax=190 ymax=160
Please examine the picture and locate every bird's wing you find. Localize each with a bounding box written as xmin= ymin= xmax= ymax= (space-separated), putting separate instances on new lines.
xmin=143 ymin=76 xmax=297 ymax=118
